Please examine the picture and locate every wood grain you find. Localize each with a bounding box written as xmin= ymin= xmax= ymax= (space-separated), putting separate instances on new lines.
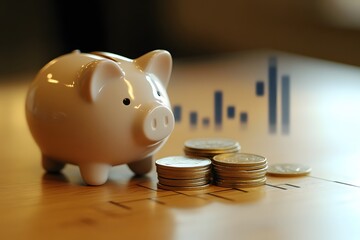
xmin=1 ymin=68 xmax=360 ymax=240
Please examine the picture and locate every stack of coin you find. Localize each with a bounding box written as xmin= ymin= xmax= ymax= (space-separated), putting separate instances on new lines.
xmin=155 ymin=156 xmax=212 ymax=191
xmin=212 ymin=153 xmax=268 ymax=188
xmin=184 ymin=138 xmax=241 ymax=159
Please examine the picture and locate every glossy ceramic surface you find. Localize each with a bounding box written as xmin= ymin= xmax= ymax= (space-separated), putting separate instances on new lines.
xmin=25 ymin=50 xmax=174 ymax=185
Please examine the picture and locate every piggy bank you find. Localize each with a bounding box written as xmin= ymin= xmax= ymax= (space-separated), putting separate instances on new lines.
xmin=25 ymin=50 xmax=175 ymax=185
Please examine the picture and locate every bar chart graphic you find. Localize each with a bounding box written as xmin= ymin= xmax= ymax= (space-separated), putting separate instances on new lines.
xmin=171 ymin=56 xmax=291 ymax=134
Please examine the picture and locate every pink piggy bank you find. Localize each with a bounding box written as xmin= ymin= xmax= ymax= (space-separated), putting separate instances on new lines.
xmin=25 ymin=50 xmax=175 ymax=185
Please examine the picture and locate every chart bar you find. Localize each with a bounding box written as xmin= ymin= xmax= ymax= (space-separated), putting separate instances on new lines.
xmin=173 ymin=105 xmax=182 ymax=122
xmin=190 ymin=111 xmax=198 ymax=126
xmin=214 ymin=91 xmax=223 ymax=126
xmin=202 ymin=117 xmax=210 ymax=127
xmin=171 ymin=56 xmax=290 ymax=134
xmin=256 ymin=81 xmax=265 ymax=96
xmin=227 ymin=106 xmax=235 ymax=119
xmin=240 ymin=112 xmax=248 ymax=124
xmin=281 ymin=75 xmax=290 ymax=134
xmin=268 ymin=57 xmax=277 ymax=133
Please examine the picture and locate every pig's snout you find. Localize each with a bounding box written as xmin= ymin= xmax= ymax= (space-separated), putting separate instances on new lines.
xmin=143 ymin=106 xmax=174 ymax=142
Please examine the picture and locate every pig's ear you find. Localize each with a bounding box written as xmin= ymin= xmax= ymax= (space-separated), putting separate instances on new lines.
xmin=80 ymin=60 xmax=124 ymax=102
xmin=135 ymin=50 xmax=172 ymax=88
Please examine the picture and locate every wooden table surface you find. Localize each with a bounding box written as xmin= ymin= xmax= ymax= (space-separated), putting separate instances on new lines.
xmin=1 ymin=51 xmax=360 ymax=240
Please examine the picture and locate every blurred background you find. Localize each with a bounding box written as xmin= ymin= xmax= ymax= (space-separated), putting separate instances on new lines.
xmin=1 ymin=0 xmax=360 ymax=78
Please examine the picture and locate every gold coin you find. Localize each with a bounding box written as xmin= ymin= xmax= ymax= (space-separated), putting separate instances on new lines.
xmin=184 ymin=145 xmax=240 ymax=154
xmin=213 ymin=153 xmax=267 ymax=167
xmin=157 ymin=171 xmax=212 ymax=180
xmin=214 ymin=176 xmax=266 ymax=184
xmin=214 ymin=171 xmax=266 ymax=179
xmin=214 ymin=177 xmax=266 ymax=188
xmin=157 ymin=183 xmax=210 ymax=191
xmin=267 ymin=163 xmax=311 ymax=177
xmin=184 ymin=147 xmax=240 ymax=158
xmin=212 ymin=162 xmax=268 ymax=171
xmin=213 ymin=166 xmax=267 ymax=175
xmin=215 ymin=180 xmax=266 ymax=188
xmin=183 ymin=152 xmax=218 ymax=159
xmin=158 ymin=177 xmax=210 ymax=187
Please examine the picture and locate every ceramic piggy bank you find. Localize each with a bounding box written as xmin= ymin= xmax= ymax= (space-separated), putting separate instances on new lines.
xmin=25 ymin=50 xmax=175 ymax=185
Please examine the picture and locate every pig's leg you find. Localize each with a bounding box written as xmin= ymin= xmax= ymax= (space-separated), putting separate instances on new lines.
xmin=42 ymin=155 xmax=65 ymax=173
xmin=79 ymin=163 xmax=111 ymax=186
xmin=127 ymin=156 xmax=153 ymax=175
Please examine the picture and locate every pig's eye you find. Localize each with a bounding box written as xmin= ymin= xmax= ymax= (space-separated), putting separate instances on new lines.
xmin=157 ymin=91 xmax=161 ymax=96
xmin=123 ymin=98 xmax=131 ymax=106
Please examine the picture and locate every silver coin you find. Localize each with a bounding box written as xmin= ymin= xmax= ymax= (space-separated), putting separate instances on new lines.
xmin=184 ymin=138 xmax=241 ymax=151
xmin=156 ymin=165 xmax=211 ymax=173
xmin=156 ymin=167 xmax=211 ymax=175
xmin=267 ymin=163 xmax=311 ymax=177
xmin=155 ymin=156 xmax=211 ymax=169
